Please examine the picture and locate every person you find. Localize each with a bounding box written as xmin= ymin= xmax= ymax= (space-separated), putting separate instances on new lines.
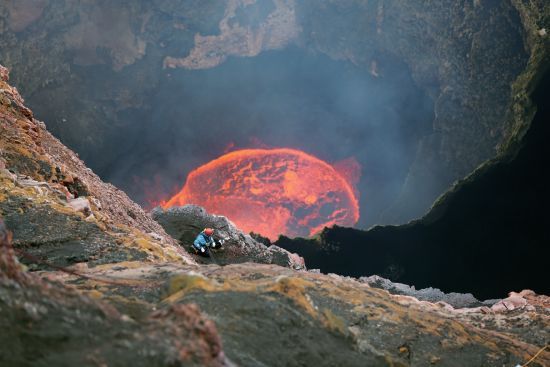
xmin=193 ymin=228 xmax=220 ymax=252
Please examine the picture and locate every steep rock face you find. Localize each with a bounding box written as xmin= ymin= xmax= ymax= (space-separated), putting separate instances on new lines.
xmin=0 ymin=0 xmax=537 ymax=223
xmin=295 ymin=0 xmax=530 ymax=221
xmin=0 ymin=0 xmax=227 ymax=164
xmin=153 ymin=204 xmax=305 ymax=269
xmin=0 ymin=65 xmax=194 ymax=267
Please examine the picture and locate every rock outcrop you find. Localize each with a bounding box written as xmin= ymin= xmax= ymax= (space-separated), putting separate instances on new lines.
xmin=0 ymin=65 xmax=194 ymax=267
xmin=164 ymin=0 xmax=300 ymax=70
xmin=360 ymin=275 xmax=498 ymax=309
xmin=0 ymin=219 xmax=228 ymax=367
xmin=153 ymin=204 xmax=305 ymax=269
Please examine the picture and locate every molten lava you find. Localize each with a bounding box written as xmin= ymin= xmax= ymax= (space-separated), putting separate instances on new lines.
xmin=162 ymin=148 xmax=360 ymax=240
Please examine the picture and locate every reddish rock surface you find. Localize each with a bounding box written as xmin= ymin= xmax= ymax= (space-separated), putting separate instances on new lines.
xmin=0 ymin=65 xmax=194 ymax=265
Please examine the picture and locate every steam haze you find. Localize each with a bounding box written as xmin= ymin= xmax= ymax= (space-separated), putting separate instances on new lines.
xmin=102 ymin=47 xmax=433 ymax=229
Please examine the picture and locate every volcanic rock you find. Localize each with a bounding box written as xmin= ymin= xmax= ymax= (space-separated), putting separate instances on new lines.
xmin=67 ymin=197 xmax=92 ymax=216
xmin=0 ymin=65 xmax=8 ymax=82
xmin=163 ymin=0 xmax=300 ymax=70
xmin=42 ymin=261 xmax=550 ymax=367
xmin=1 ymin=59 xmax=549 ymax=366
xmin=0 ymin=218 xmax=228 ymax=367
xmin=360 ymin=275 xmax=497 ymax=309
xmin=275 ymin=20 xmax=550 ymax=299
xmin=275 ymin=16 xmax=550 ymax=300
xmin=152 ymin=204 xmax=305 ymax=269
xmin=0 ymin=65 xmax=194 ymax=267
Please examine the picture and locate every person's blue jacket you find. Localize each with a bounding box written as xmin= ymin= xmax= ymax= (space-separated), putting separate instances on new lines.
xmin=193 ymin=231 xmax=214 ymax=250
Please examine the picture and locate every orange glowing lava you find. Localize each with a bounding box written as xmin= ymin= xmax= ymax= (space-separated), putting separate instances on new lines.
xmin=162 ymin=148 xmax=360 ymax=240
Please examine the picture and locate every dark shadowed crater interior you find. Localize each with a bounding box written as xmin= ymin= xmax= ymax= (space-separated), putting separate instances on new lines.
xmin=277 ymin=69 xmax=550 ymax=299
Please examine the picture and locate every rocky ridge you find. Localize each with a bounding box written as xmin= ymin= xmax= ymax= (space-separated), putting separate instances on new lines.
xmin=360 ymin=275 xmax=498 ymax=309
xmin=0 ymin=64 xmax=194 ymax=267
xmin=39 ymin=261 xmax=550 ymax=367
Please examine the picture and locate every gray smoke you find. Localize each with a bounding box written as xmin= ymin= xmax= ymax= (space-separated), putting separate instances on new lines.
xmin=104 ymin=47 xmax=434 ymax=229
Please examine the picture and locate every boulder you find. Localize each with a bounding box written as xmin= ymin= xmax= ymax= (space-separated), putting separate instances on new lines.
xmin=153 ymin=205 xmax=305 ymax=269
